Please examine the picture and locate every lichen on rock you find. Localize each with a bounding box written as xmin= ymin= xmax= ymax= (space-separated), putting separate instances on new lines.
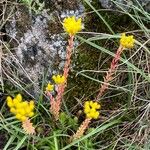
xmin=4 ymin=0 xmax=84 ymax=96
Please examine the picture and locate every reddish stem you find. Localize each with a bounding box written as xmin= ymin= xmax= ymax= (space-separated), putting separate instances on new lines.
xmin=96 ymin=45 xmax=124 ymax=100
xmin=63 ymin=35 xmax=74 ymax=80
xmin=48 ymin=35 xmax=74 ymax=120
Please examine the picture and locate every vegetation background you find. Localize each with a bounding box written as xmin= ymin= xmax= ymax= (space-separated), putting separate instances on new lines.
xmin=0 ymin=0 xmax=150 ymax=149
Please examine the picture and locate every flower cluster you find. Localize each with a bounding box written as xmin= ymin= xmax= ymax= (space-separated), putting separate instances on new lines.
xmin=45 ymin=74 xmax=66 ymax=120
xmin=84 ymin=101 xmax=101 ymax=119
xmin=120 ymin=33 xmax=135 ymax=48
xmin=52 ymin=75 xmax=65 ymax=85
xmin=45 ymin=83 xmax=54 ymax=92
xmin=6 ymin=94 xmax=35 ymax=122
xmin=63 ymin=16 xmax=82 ymax=35
xmin=45 ymin=75 xmax=65 ymax=92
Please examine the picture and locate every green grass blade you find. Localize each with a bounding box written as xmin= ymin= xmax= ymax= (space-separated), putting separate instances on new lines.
xmin=61 ymin=119 xmax=120 ymax=150
xmin=83 ymin=0 xmax=114 ymax=34
xmin=54 ymin=132 xmax=59 ymax=150
xmin=14 ymin=136 xmax=27 ymax=150
xmin=77 ymin=35 xmax=150 ymax=82
xmin=3 ymin=135 xmax=16 ymax=150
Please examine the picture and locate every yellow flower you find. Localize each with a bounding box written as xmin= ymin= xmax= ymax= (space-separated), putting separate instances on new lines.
xmin=10 ymin=108 xmax=16 ymax=114
xmin=120 ymin=33 xmax=135 ymax=48
xmin=28 ymin=112 xmax=34 ymax=117
xmin=63 ymin=16 xmax=82 ymax=35
xmin=18 ymin=109 xmax=26 ymax=115
xmin=29 ymin=100 xmax=34 ymax=106
xmin=22 ymin=101 xmax=28 ymax=108
xmin=13 ymin=98 xmax=20 ymax=106
xmin=45 ymin=83 xmax=54 ymax=92
xmin=6 ymin=96 xmax=14 ymax=107
xmin=15 ymin=103 xmax=22 ymax=108
xmin=29 ymin=101 xmax=34 ymax=110
xmin=52 ymin=75 xmax=65 ymax=84
xmin=16 ymin=93 xmax=22 ymax=102
xmin=25 ymin=107 xmax=32 ymax=114
xmin=20 ymin=116 xmax=27 ymax=122
xmin=84 ymin=101 xmax=101 ymax=119
xmin=6 ymin=94 xmax=35 ymax=122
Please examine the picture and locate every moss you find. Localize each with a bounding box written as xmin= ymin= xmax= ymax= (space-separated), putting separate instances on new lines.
xmin=65 ymin=45 xmax=103 ymax=112
xmin=48 ymin=17 xmax=63 ymax=34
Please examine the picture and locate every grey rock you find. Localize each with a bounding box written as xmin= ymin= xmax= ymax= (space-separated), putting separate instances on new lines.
xmin=4 ymin=1 xmax=84 ymax=96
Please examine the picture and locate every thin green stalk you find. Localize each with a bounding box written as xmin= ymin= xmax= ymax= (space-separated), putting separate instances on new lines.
xmin=77 ymin=35 xmax=150 ymax=82
xmin=83 ymin=0 xmax=114 ymax=34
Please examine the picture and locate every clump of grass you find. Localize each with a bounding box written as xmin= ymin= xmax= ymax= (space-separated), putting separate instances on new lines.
xmin=20 ymin=0 xmax=44 ymax=14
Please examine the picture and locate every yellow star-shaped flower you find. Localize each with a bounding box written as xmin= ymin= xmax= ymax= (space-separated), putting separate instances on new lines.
xmin=45 ymin=83 xmax=54 ymax=92
xmin=52 ymin=75 xmax=65 ymax=84
xmin=63 ymin=16 xmax=82 ymax=35
xmin=120 ymin=33 xmax=135 ymax=48
xmin=84 ymin=101 xmax=101 ymax=119
xmin=6 ymin=94 xmax=35 ymax=122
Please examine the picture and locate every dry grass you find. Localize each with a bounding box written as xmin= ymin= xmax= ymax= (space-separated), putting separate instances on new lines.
xmin=0 ymin=0 xmax=150 ymax=149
